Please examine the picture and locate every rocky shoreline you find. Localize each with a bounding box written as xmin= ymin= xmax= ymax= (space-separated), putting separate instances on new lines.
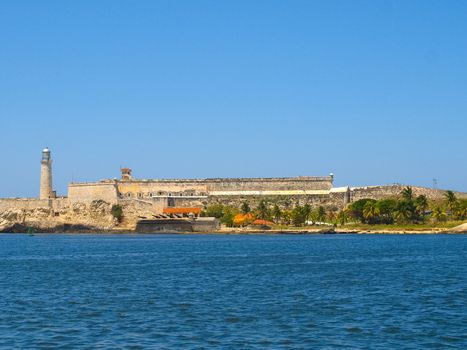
xmin=1 ymin=202 xmax=466 ymax=235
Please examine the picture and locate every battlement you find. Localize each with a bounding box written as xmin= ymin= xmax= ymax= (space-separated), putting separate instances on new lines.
xmin=102 ymin=175 xmax=333 ymax=183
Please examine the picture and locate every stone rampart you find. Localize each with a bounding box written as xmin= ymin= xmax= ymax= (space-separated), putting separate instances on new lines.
xmin=0 ymin=197 xmax=77 ymax=213
xmin=111 ymin=176 xmax=333 ymax=199
xmin=68 ymin=182 xmax=118 ymax=203
xmin=205 ymin=177 xmax=333 ymax=192
xmin=0 ymin=198 xmax=52 ymax=211
xmin=117 ymin=181 xmax=207 ymax=198
xmin=350 ymin=185 xmax=467 ymax=202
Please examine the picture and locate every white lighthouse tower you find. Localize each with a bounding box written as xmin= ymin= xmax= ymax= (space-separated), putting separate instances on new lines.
xmin=40 ymin=148 xmax=54 ymax=199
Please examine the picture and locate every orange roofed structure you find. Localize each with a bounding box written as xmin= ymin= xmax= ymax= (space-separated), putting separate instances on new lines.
xmin=252 ymin=219 xmax=275 ymax=226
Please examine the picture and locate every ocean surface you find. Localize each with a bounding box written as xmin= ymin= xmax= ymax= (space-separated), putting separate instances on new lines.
xmin=0 ymin=233 xmax=466 ymax=349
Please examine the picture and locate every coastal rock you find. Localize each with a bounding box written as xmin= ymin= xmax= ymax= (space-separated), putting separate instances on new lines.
xmin=0 ymin=209 xmax=24 ymax=222
xmin=0 ymin=200 xmax=120 ymax=233
xmin=0 ymin=223 xmax=29 ymax=233
xmin=449 ymin=222 xmax=467 ymax=233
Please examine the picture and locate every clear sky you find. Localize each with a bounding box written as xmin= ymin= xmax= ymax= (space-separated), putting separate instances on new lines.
xmin=1 ymin=0 xmax=466 ymax=197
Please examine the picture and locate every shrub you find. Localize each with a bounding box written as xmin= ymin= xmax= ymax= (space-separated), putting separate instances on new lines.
xmin=240 ymin=202 xmax=251 ymax=214
xmin=111 ymin=204 xmax=123 ymax=222
xmin=348 ymin=199 xmax=376 ymax=223
xmin=201 ymin=204 xmax=225 ymax=218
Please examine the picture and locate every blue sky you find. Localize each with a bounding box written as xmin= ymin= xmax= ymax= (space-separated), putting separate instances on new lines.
xmin=1 ymin=0 xmax=466 ymax=197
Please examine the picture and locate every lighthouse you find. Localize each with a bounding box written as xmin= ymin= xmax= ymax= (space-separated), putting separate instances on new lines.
xmin=40 ymin=148 xmax=54 ymax=199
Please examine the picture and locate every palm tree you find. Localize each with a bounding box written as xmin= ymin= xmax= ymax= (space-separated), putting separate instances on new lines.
xmin=457 ymin=206 xmax=467 ymax=220
xmin=303 ymin=204 xmax=312 ymax=221
xmin=401 ymin=186 xmax=413 ymax=201
xmin=363 ymin=201 xmax=380 ymax=223
xmin=337 ymin=210 xmax=349 ymax=225
xmin=272 ymin=204 xmax=282 ymax=224
xmin=431 ymin=206 xmax=447 ymax=222
xmin=445 ymin=191 xmax=458 ymax=214
xmin=415 ymin=195 xmax=428 ymax=217
xmin=317 ymin=206 xmax=326 ymax=222
xmin=256 ymin=200 xmax=269 ymax=220
xmin=241 ymin=202 xmax=251 ymax=215
xmin=394 ymin=200 xmax=415 ymax=223
xmin=281 ymin=210 xmax=292 ymax=225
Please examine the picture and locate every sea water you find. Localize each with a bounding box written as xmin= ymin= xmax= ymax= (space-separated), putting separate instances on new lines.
xmin=0 ymin=233 xmax=466 ymax=349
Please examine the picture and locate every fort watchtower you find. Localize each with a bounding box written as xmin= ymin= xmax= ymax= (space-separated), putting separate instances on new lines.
xmin=40 ymin=148 xmax=54 ymax=199
xmin=121 ymin=168 xmax=133 ymax=181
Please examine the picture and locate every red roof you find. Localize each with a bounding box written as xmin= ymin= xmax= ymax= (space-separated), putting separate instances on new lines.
xmin=163 ymin=207 xmax=202 ymax=214
xmin=252 ymin=219 xmax=274 ymax=226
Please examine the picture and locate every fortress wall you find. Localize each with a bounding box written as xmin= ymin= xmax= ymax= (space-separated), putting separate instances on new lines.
xmin=350 ymin=185 xmax=467 ymax=202
xmin=50 ymin=198 xmax=69 ymax=211
xmin=172 ymin=197 xmax=206 ymax=208
xmin=68 ymin=183 xmax=118 ymax=203
xmin=209 ymin=190 xmax=330 ymax=196
xmin=117 ymin=181 xmax=208 ymax=197
xmin=0 ymin=197 xmax=92 ymax=213
xmin=350 ymin=186 xmax=402 ymax=202
xmin=205 ymin=177 xmax=333 ymax=192
xmin=115 ymin=177 xmax=333 ymax=197
xmin=0 ymin=198 xmax=51 ymax=211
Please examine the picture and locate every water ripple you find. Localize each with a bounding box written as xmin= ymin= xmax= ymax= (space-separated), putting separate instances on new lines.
xmin=0 ymin=233 xmax=466 ymax=349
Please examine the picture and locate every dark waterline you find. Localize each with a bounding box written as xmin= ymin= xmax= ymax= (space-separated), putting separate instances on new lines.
xmin=1 ymin=234 xmax=466 ymax=349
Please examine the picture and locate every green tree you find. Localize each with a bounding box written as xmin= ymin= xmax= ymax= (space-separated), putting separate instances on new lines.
xmin=453 ymin=199 xmax=467 ymax=220
xmin=401 ymin=186 xmax=414 ymax=201
xmin=317 ymin=206 xmax=326 ymax=222
xmin=376 ymin=199 xmax=397 ymax=224
xmin=202 ymin=204 xmax=224 ymax=218
xmin=431 ymin=206 xmax=447 ymax=222
xmin=272 ymin=204 xmax=282 ymax=224
xmin=240 ymin=202 xmax=251 ymax=215
xmin=348 ymin=199 xmax=376 ymax=223
xmin=445 ymin=191 xmax=458 ymax=214
xmin=256 ymin=200 xmax=269 ymax=220
xmin=221 ymin=207 xmax=236 ymax=227
xmin=303 ymin=204 xmax=312 ymax=221
xmin=415 ymin=195 xmax=429 ymax=218
xmin=281 ymin=210 xmax=292 ymax=225
xmin=337 ymin=210 xmax=349 ymax=225
xmin=111 ymin=204 xmax=123 ymax=223
xmin=363 ymin=201 xmax=380 ymax=224
xmin=291 ymin=205 xmax=307 ymax=226
xmin=394 ymin=200 xmax=416 ymax=223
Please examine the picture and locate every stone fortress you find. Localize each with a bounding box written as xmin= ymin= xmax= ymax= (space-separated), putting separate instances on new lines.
xmin=0 ymin=148 xmax=466 ymax=232
xmin=68 ymin=168 xmax=342 ymax=209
